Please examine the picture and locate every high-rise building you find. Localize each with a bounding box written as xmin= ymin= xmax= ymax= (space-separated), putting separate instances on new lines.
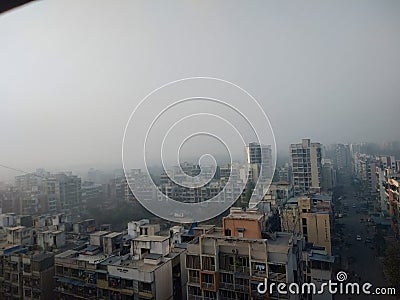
xmin=334 ymin=144 xmax=351 ymax=171
xmin=321 ymin=159 xmax=336 ymax=194
xmin=246 ymin=143 xmax=273 ymax=183
xmin=13 ymin=170 xmax=82 ymax=214
xmin=53 ymin=173 xmax=81 ymax=211
xmin=385 ymin=174 xmax=400 ymax=236
xmin=290 ymin=139 xmax=322 ymax=195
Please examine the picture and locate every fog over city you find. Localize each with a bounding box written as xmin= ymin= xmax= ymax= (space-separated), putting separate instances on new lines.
xmin=1 ymin=0 xmax=400 ymax=181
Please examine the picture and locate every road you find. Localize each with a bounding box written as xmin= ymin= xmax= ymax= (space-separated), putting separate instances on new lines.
xmin=334 ymin=175 xmax=396 ymax=300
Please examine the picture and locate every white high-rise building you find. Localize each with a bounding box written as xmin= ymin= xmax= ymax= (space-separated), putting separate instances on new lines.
xmin=245 ymin=142 xmax=273 ymax=183
xmin=290 ymin=138 xmax=322 ymax=195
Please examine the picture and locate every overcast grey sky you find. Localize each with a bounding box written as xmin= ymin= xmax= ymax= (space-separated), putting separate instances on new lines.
xmin=1 ymin=0 xmax=400 ymax=180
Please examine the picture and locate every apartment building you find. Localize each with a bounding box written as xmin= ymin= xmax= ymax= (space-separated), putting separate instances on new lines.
xmin=186 ymin=208 xmax=304 ymax=300
xmin=246 ymin=143 xmax=273 ymax=183
xmin=353 ymin=153 xmax=379 ymax=197
xmin=290 ymin=139 xmax=322 ymax=195
xmin=6 ymin=226 xmax=33 ymax=246
xmin=0 ymin=245 xmax=54 ymax=300
xmin=127 ymin=219 xmax=160 ymax=239
xmin=54 ymin=234 xmax=187 ymax=300
xmin=54 ymin=173 xmax=81 ymax=211
xmin=385 ymin=174 xmax=400 ymax=235
xmin=331 ymin=144 xmax=351 ymax=172
xmin=267 ymin=181 xmax=294 ymax=205
xmin=281 ymin=196 xmax=332 ymax=255
xmin=320 ymin=160 xmax=336 ymax=194
xmin=302 ymin=247 xmax=334 ymax=300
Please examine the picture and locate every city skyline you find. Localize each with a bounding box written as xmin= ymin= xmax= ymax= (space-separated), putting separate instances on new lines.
xmin=1 ymin=1 xmax=400 ymax=182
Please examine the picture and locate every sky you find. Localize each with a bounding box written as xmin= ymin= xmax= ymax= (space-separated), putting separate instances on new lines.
xmin=1 ymin=0 xmax=400 ymax=180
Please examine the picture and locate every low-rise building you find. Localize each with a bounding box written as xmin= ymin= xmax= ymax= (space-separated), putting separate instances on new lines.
xmin=186 ymin=208 xmax=304 ymax=300
xmin=6 ymin=226 xmax=33 ymax=246
xmin=0 ymin=245 xmax=54 ymax=300
xmin=36 ymin=230 xmax=66 ymax=251
xmin=54 ymin=236 xmax=187 ymax=300
xmin=281 ymin=195 xmax=332 ymax=255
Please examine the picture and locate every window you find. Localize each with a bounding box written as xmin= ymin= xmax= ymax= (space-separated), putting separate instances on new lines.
xmin=237 ymin=227 xmax=245 ymax=238
xmin=186 ymin=255 xmax=200 ymax=269
xmin=188 ymin=270 xmax=199 ymax=284
xmin=202 ymin=256 xmax=215 ymax=271
xmin=220 ymin=272 xmax=233 ymax=284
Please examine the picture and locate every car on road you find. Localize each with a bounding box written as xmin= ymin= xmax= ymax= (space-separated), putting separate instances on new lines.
xmin=356 ymin=235 xmax=362 ymax=241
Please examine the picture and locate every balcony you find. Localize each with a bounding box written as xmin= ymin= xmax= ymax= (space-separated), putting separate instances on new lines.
xmin=219 ymin=282 xmax=234 ymax=290
xmin=188 ymin=276 xmax=200 ymax=285
xmin=97 ymin=279 xmax=108 ymax=289
xmin=201 ymin=282 xmax=215 ymax=290
xmin=219 ymin=263 xmax=235 ymax=272
xmin=138 ymin=290 xmax=154 ymax=298
xmin=187 ymin=295 xmax=202 ymax=300
xmin=202 ymin=256 xmax=216 ymax=272
xmin=251 ymin=289 xmax=267 ymax=300
xmin=268 ymin=271 xmax=287 ymax=283
xmin=234 ymin=284 xmax=250 ymax=293
xmin=235 ymin=265 xmax=250 ymax=275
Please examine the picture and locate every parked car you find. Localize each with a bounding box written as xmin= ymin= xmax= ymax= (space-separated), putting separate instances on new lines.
xmin=356 ymin=235 xmax=362 ymax=241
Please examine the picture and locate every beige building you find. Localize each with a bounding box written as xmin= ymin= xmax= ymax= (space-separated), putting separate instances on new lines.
xmin=281 ymin=196 xmax=332 ymax=255
xmin=186 ymin=208 xmax=304 ymax=300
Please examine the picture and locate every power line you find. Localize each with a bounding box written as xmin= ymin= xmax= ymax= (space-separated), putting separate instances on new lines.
xmin=0 ymin=163 xmax=46 ymax=178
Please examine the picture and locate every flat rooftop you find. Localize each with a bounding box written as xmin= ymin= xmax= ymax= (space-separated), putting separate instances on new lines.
xmin=133 ymin=235 xmax=169 ymax=242
xmin=90 ymin=231 xmax=110 ymax=237
xmin=55 ymin=249 xmax=78 ymax=259
xmin=118 ymin=256 xmax=168 ymax=273
xmin=7 ymin=226 xmax=26 ymax=231
xmin=309 ymin=253 xmax=335 ymax=263
xmin=104 ymin=232 xmax=122 ymax=238
xmin=225 ymin=210 xmax=264 ymax=221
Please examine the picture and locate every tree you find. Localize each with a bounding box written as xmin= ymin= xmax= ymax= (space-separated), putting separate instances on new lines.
xmin=383 ymin=241 xmax=400 ymax=295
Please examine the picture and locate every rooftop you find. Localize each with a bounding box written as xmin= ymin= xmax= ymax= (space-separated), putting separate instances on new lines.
xmin=7 ymin=226 xmax=26 ymax=231
xmin=225 ymin=208 xmax=264 ymax=221
xmin=133 ymin=235 xmax=169 ymax=242
xmin=104 ymin=232 xmax=122 ymax=238
xmin=145 ymin=253 xmax=162 ymax=260
xmin=90 ymin=231 xmax=110 ymax=237
xmin=55 ymin=249 xmax=77 ymax=259
xmin=32 ymin=252 xmax=53 ymax=262
xmin=309 ymin=252 xmax=335 ymax=263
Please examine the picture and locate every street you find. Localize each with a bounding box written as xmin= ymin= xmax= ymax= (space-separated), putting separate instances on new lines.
xmin=334 ymin=175 xmax=396 ymax=300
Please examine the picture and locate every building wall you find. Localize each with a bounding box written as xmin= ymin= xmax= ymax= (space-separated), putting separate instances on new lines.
xmin=155 ymin=259 xmax=173 ymax=300
xmin=303 ymin=213 xmax=331 ymax=255
xmin=290 ymin=139 xmax=322 ymax=195
xmin=222 ymin=217 xmax=262 ymax=239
